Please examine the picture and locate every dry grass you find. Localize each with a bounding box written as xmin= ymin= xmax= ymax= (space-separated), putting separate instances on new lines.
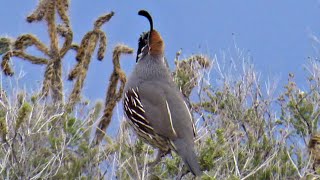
xmin=1 ymin=46 xmax=320 ymax=179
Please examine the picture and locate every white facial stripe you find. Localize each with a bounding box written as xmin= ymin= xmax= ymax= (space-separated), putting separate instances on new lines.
xmin=141 ymin=45 xmax=147 ymax=52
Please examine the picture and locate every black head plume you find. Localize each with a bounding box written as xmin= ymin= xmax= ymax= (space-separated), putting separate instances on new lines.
xmin=138 ymin=10 xmax=153 ymax=32
xmin=136 ymin=10 xmax=154 ymax=62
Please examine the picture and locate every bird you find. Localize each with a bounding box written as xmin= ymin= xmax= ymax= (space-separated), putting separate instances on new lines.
xmin=123 ymin=10 xmax=202 ymax=177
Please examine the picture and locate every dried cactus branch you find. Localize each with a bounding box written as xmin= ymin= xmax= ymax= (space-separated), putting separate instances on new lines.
xmin=45 ymin=0 xmax=63 ymax=102
xmin=1 ymin=52 xmax=14 ymax=76
xmin=76 ymin=12 xmax=113 ymax=62
xmin=67 ymin=32 xmax=99 ymax=109
xmin=67 ymin=69 xmax=85 ymax=110
xmin=75 ymin=31 xmax=96 ymax=61
xmin=26 ymin=0 xmax=49 ymax=23
xmin=45 ymin=1 xmax=59 ymax=55
xmin=68 ymin=65 xmax=80 ymax=81
xmin=82 ymin=34 xmax=99 ymax=64
xmin=56 ymin=24 xmax=68 ymax=37
xmin=95 ymin=44 xmax=133 ymax=145
xmin=68 ymin=32 xmax=98 ymax=81
xmin=14 ymin=34 xmax=49 ymax=55
xmin=70 ymin=44 xmax=79 ymax=51
xmin=0 ymin=37 xmax=12 ymax=55
xmin=94 ymin=11 xmax=114 ymax=30
xmin=51 ymin=62 xmax=64 ymax=102
xmin=67 ymin=12 xmax=114 ymax=109
xmin=56 ymin=0 xmax=70 ymax=26
xmin=112 ymin=45 xmax=133 ymax=100
xmin=56 ymin=0 xmax=73 ymax=58
xmin=25 ymin=0 xmax=69 ymax=101
xmin=14 ymin=51 xmax=48 ymax=64
xmin=41 ymin=61 xmax=54 ymax=98
xmin=1 ymin=50 xmax=48 ymax=76
xmin=57 ymin=24 xmax=73 ymax=57
xmin=96 ymin=29 xmax=107 ymax=61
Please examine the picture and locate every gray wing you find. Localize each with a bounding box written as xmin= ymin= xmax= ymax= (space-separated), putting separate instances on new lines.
xmin=138 ymin=81 xmax=202 ymax=176
xmin=139 ymin=80 xmax=195 ymax=142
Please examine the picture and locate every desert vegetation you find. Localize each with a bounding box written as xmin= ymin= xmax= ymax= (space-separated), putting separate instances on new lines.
xmin=0 ymin=1 xmax=319 ymax=180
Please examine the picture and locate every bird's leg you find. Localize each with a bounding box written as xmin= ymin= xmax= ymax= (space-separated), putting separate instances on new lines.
xmin=147 ymin=149 xmax=169 ymax=168
xmin=177 ymin=165 xmax=191 ymax=180
xmin=147 ymin=151 xmax=162 ymax=168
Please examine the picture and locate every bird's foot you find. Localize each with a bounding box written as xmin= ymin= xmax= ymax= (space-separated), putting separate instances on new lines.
xmin=138 ymin=149 xmax=170 ymax=170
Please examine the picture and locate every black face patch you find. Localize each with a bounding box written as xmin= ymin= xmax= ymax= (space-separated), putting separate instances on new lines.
xmin=136 ymin=32 xmax=149 ymax=62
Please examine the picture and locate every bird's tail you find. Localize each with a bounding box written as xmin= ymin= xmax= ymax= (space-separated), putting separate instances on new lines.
xmin=173 ymin=139 xmax=202 ymax=176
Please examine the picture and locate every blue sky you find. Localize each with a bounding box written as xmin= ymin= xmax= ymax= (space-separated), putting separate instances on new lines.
xmin=0 ymin=0 xmax=320 ymax=101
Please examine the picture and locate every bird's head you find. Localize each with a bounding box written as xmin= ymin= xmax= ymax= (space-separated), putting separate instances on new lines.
xmin=136 ymin=10 xmax=164 ymax=62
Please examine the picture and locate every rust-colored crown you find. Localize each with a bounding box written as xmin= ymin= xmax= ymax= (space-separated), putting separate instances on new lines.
xmin=138 ymin=10 xmax=164 ymax=56
xmin=149 ymin=30 xmax=164 ymax=56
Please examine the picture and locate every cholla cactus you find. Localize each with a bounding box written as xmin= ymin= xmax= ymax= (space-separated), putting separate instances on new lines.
xmin=0 ymin=0 xmax=74 ymax=102
xmin=67 ymin=12 xmax=114 ymax=110
xmin=95 ymin=44 xmax=133 ymax=144
xmin=0 ymin=37 xmax=12 ymax=55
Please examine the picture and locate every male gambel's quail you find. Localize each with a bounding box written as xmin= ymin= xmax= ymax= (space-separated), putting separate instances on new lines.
xmin=123 ymin=10 xmax=202 ymax=176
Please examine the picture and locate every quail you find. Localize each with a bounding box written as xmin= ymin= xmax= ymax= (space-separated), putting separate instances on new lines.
xmin=123 ymin=10 xmax=202 ymax=176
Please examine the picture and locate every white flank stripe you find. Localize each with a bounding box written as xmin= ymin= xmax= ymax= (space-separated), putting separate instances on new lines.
xmin=131 ymin=109 xmax=149 ymax=123
xmin=131 ymin=96 xmax=137 ymax=107
xmin=131 ymin=88 xmax=138 ymax=98
xmin=137 ymin=106 xmax=145 ymax=113
xmin=133 ymin=123 xmax=139 ymax=127
xmin=183 ymin=101 xmax=196 ymax=136
xmin=130 ymin=116 xmax=153 ymax=130
xmin=124 ymin=92 xmax=129 ymax=101
xmin=135 ymin=97 xmax=144 ymax=107
xmin=127 ymin=106 xmax=132 ymax=114
xmin=148 ymin=134 xmax=153 ymax=139
xmin=169 ymin=140 xmax=176 ymax=151
xmin=138 ymin=127 xmax=149 ymax=136
xmin=165 ymin=100 xmax=177 ymax=136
